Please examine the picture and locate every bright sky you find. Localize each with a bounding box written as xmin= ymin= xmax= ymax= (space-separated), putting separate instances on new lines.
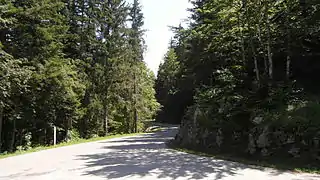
xmin=127 ymin=0 xmax=191 ymax=74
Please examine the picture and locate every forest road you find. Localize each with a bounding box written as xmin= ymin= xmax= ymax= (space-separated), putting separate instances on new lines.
xmin=0 ymin=126 xmax=319 ymax=180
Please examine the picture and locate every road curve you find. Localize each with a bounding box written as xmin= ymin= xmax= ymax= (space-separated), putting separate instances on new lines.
xmin=0 ymin=126 xmax=319 ymax=180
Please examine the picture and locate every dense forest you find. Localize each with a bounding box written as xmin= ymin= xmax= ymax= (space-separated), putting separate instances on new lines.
xmin=156 ymin=0 xmax=320 ymax=164
xmin=0 ymin=0 xmax=159 ymax=153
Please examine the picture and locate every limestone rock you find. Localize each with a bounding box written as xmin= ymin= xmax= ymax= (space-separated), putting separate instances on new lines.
xmin=253 ymin=116 xmax=263 ymax=124
xmin=248 ymin=134 xmax=256 ymax=154
xmin=257 ymin=127 xmax=269 ymax=148
xmin=216 ymin=129 xmax=223 ymax=147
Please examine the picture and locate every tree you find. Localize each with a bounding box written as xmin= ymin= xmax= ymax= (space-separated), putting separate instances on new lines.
xmin=0 ymin=50 xmax=33 ymax=151
xmin=0 ymin=0 xmax=157 ymax=153
xmin=155 ymin=48 xmax=181 ymax=123
xmin=129 ymin=0 xmax=145 ymax=133
xmin=158 ymin=0 xmax=320 ymax=164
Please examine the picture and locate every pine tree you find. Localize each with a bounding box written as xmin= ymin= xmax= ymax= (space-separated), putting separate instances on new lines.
xmin=129 ymin=0 xmax=144 ymax=133
xmin=0 ymin=0 xmax=157 ymax=153
xmin=98 ymin=0 xmax=129 ymax=135
xmin=157 ymin=0 xmax=320 ymax=164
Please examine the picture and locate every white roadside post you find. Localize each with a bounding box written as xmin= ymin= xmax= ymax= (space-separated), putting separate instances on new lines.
xmin=53 ymin=126 xmax=57 ymax=146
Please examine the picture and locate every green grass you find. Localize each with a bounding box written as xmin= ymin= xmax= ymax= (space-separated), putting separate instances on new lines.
xmin=167 ymin=142 xmax=320 ymax=174
xmin=0 ymin=133 xmax=142 ymax=159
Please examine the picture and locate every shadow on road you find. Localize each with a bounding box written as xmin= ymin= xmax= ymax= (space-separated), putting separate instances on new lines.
xmin=75 ymin=127 xmax=308 ymax=180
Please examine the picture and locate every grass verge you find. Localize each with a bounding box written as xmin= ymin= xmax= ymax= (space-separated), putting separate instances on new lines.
xmin=0 ymin=133 xmax=142 ymax=159
xmin=167 ymin=141 xmax=320 ymax=174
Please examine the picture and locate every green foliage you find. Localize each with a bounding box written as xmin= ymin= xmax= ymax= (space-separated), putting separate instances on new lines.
xmin=157 ymin=0 xmax=320 ymax=163
xmin=0 ymin=133 xmax=142 ymax=159
xmin=136 ymin=63 xmax=161 ymax=121
xmin=0 ymin=0 xmax=158 ymax=153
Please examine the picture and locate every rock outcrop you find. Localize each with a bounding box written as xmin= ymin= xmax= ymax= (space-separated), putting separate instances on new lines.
xmin=174 ymin=108 xmax=320 ymax=161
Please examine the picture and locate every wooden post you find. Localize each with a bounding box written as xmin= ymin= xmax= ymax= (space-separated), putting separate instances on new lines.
xmin=53 ymin=126 xmax=57 ymax=146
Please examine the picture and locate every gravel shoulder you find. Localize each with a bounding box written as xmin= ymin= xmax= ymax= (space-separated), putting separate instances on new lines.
xmin=0 ymin=126 xmax=319 ymax=180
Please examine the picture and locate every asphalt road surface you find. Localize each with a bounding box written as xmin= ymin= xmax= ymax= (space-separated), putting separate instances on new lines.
xmin=0 ymin=126 xmax=319 ymax=180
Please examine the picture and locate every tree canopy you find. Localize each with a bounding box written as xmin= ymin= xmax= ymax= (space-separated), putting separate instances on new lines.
xmin=156 ymin=0 xmax=320 ymax=164
xmin=0 ymin=0 xmax=159 ymax=153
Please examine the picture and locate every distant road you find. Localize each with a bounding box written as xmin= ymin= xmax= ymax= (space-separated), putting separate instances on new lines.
xmin=0 ymin=126 xmax=319 ymax=180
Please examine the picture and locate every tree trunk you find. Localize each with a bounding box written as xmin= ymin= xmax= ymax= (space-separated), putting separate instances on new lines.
xmin=245 ymin=2 xmax=260 ymax=86
xmin=238 ymin=3 xmax=246 ymax=64
xmin=68 ymin=117 xmax=73 ymax=141
xmin=286 ymin=33 xmax=291 ymax=81
xmin=65 ymin=115 xmax=72 ymax=142
xmin=286 ymin=1 xmax=291 ymax=81
xmin=65 ymin=129 xmax=71 ymax=142
xmin=0 ymin=106 xmax=3 ymax=152
xmin=266 ymin=2 xmax=273 ymax=81
xmin=133 ymin=72 xmax=138 ymax=133
xmin=256 ymin=5 xmax=269 ymax=78
xmin=104 ymin=105 xmax=108 ymax=136
xmin=82 ymin=88 xmax=91 ymax=138
xmin=80 ymin=0 xmax=86 ymax=54
xmin=44 ymin=128 xmax=47 ymax=144
xmin=9 ymin=119 xmax=16 ymax=152
xmin=251 ymin=40 xmax=260 ymax=86
xmin=264 ymin=57 xmax=268 ymax=78
xmin=124 ymin=106 xmax=130 ymax=133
